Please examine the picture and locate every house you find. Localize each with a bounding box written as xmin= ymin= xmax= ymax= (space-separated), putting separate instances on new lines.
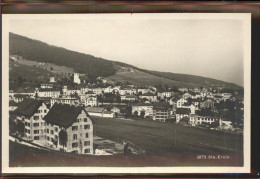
xmin=35 ymin=88 xmax=60 ymax=98
xmin=182 ymin=93 xmax=192 ymax=99
xmin=178 ymin=88 xmax=188 ymax=93
xmin=9 ymin=101 xmax=18 ymax=111
xmin=176 ymin=108 xmax=191 ymax=123
xmin=88 ymin=87 xmax=103 ymax=95
xmin=50 ymin=77 xmax=56 ymax=83
xmin=14 ymin=99 xmax=49 ymax=141
xmin=190 ymin=114 xmax=220 ymax=126
xmin=10 ymin=94 xmax=31 ymax=103
xmin=176 ymin=98 xmax=187 ymax=108
xmin=44 ymin=103 xmax=93 ymax=154
xmin=50 ymin=97 xmax=80 ymax=107
xmin=85 ymin=96 xmax=97 ymax=107
xmin=182 ymin=103 xmax=196 ymax=114
xmin=40 ymin=83 xmax=53 ymax=89
xmin=136 ymin=87 xmax=150 ymax=95
xmin=85 ymin=107 xmax=107 ymax=117
xmin=120 ymin=95 xmax=137 ymax=102
xmin=200 ymin=98 xmax=214 ymax=109
xmin=152 ymin=102 xmax=171 ymax=122
xmin=119 ymin=86 xmax=135 ymax=95
xmin=139 ymin=92 xmax=157 ymax=102
xmin=131 ymin=103 xmax=153 ymax=118
xmin=102 ymin=111 xmax=114 ymax=118
xmin=109 ymin=106 xmax=121 ymax=117
xmin=157 ymin=91 xmax=172 ymax=99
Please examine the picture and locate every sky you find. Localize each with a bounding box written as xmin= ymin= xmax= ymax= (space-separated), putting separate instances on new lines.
xmin=9 ymin=14 xmax=244 ymax=86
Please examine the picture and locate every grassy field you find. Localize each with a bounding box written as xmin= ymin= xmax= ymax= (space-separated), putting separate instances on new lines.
xmin=105 ymin=69 xmax=201 ymax=88
xmin=9 ymin=117 xmax=243 ymax=167
xmin=92 ymin=117 xmax=243 ymax=156
xmin=15 ymin=58 xmax=74 ymax=75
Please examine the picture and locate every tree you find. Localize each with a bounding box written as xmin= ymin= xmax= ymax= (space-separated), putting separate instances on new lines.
xmin=125 ymin=106 xmax=132 ymax=117
xmin=17 ymin=121 xmax=25 ymax=137
xmin=59 ymin=129 xmax=68 ymax=151
xmin=134 ymin=111 xmax=138 ymax=117
xmin=179 ymin=116 xmax=189 ymax=125
xmin=140 ymin=111 xmax=145 ymax=118
xmin=50 ymin=67 xmax=54 ymax=71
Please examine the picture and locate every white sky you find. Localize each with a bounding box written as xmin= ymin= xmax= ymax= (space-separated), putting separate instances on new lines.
xmin=9 ymin=14 xmax=244 ymax=86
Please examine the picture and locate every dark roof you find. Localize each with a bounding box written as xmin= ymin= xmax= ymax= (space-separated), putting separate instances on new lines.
xmin=152 ymin=102 xmax=170 ymax=110
xmin=176 ymin=108 xmax=191 ymax=115
xmin=85 ymin=107 xmax=106 ymax=113
xmin=141 ymin=92 xmax=156 ymax=96
xmin=132 ymin=103 xmax=152 ymax=107
xmin=39 ymin=88 xmax=60 ymax=92
xmin=44 ymin=103 xmax=89 ymax=128
xmin=14 ymin=99 xmax=44 ymax=117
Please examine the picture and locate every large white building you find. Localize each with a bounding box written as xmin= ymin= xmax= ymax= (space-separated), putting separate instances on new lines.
xmin=73 ymin=73 xmax=81 ymax=84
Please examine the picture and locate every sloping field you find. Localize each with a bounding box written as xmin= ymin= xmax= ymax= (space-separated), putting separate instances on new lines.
xmin=105 ymin=69 xmax=202 ymax=88
xmin=93 ymin=117 xmax=243 ymax=156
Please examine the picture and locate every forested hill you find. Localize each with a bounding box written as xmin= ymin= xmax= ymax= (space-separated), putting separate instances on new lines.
xmin=9 ymin=32 xmax=242 ymax=88
xmin=9 ymin=33 xmax=116 ymax=78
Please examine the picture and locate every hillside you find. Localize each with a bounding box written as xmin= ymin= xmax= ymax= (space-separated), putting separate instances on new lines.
xmin=9 ymin=33 xmax=241 ymax=88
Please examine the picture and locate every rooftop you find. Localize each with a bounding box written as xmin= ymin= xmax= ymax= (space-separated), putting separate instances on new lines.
xmin=44 ymin=103 xmax=89 ymax=128
xmin=14 ymin=99 xmax=45 ymax=118
xmin=176 ymin=108 xmax=191 ymax=115
xmin=85 ymin=107 xmax=106 ymax=113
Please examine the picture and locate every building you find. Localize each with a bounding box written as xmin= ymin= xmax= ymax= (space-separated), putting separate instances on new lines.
xmin=157 ymin=91 xmax=172 ymax=99
xmin=200 ymin=98 xmax=214 ymax=109
xmin=182 ymin=92 xmax=192 ymax=99
xmin=44 ymin=103 xmax=93 ymax=154
xmin=176 ymin=108 xmax=191 ymax=123
xmin=50 ymin=77 xmax=56 ymax=83
xmin=50 ymin=97 xmax=80 ymax=107
xmin=120 ymin=95 xmax=137 ymax=102
xmin=14 ymin=99 xmax=49 ymax=141
xmin=85 ymin=107 xmax=107 ymax=117
xmin=139 ymin=92 xmax=157 ymax=102
xmin=132 ymin=103 xmax=153 ymax=118
xmin=152 ymin=102 xmax=171 ymax=122
xmin=40 ymin=83 xmax=54 ymax=89
xmin=35 ymin=88 xmax=60 ymax=98
xmin=178 ymin=88 xmax=188 ymax=93
xmin=176 ymin=98 xmax=187 ymax=108
xmin=73 ymin=73 xmax=81 ymax=84
xmin=119 ymin=86 xmax=135 ymax=95
xmin=85 ymin=96 xmax=97 ymax=107
xmin=189 ymin=113 xmax=220 ymax=126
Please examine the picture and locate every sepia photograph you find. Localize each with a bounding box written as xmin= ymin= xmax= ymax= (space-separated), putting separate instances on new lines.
xmin=1 ymin=13 xmax=251 ymax=173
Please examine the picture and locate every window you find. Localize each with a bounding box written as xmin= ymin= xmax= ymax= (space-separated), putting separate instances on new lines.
xmin=33 ymin=123 xmax=39 ymax=127
xmin=72 ymin=126 xmax=78 ymax=131
xmin=73 ymin=134 xmax=77 ymax=140
xmin=84 ymin=118 xmax=87 ymax=122
xmin=44 ymin=109 xmax=47 ymax=113
xmin=84 ymin=141 xmax=90 ymax=146
xmin=85 ymin=133 xmax=89 ymax=138
xmin=47 ymin=136 xmax=50 ymax=141
xmin=55 ymin=135 xmax=58 ymax=140
xmin=34 ymin=116 xmax=39 ymax=120
xmin=38 ymin=110 xmax=42 ymax=113
xmin=47 ymin=129 xmax=49 ymax=133
xmin=72 ymin=142 xmax=78 ymax=148
xmin=55 ymin=127 xmax=58 ymax=132
xmin=84 ymin=148 xmax=90 ymax=153
xmin=27 ymin=130 xmax=30 ymax=134
xmin=84 ymin=125 xmax=90 ymax=129
xmin=51 ymin=130 xmax=54 ymax=135
xmin=34 ymin=130 xmax=39 ymax=134
xmin=34 ymin=136 xmax=39 ymax=140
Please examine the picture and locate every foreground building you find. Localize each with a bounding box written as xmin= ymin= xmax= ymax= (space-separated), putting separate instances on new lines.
xmin=14 ymin=99 xmax=49 ymax=141
xmin=44 ymin=103 xmax=94 ymax=154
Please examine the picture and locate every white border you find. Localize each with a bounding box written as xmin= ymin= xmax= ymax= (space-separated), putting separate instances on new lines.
xmin=2 ymin=13 xmax=251 ymax=174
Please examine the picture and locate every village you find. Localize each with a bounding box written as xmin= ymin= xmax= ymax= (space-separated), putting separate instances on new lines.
xmin=9 ymin=72 xmax=244 ymax=156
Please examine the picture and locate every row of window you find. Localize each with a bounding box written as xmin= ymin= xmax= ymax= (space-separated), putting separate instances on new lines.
xmin=73 ymin=133 xmax=89 ymax=140
xmin=72 ymin=141 xmax=90 ymax=148
xmin=38 ymin=109 xmax=48 ymax=114
xmin=72 ymin=124 xmax=90 ymax=131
